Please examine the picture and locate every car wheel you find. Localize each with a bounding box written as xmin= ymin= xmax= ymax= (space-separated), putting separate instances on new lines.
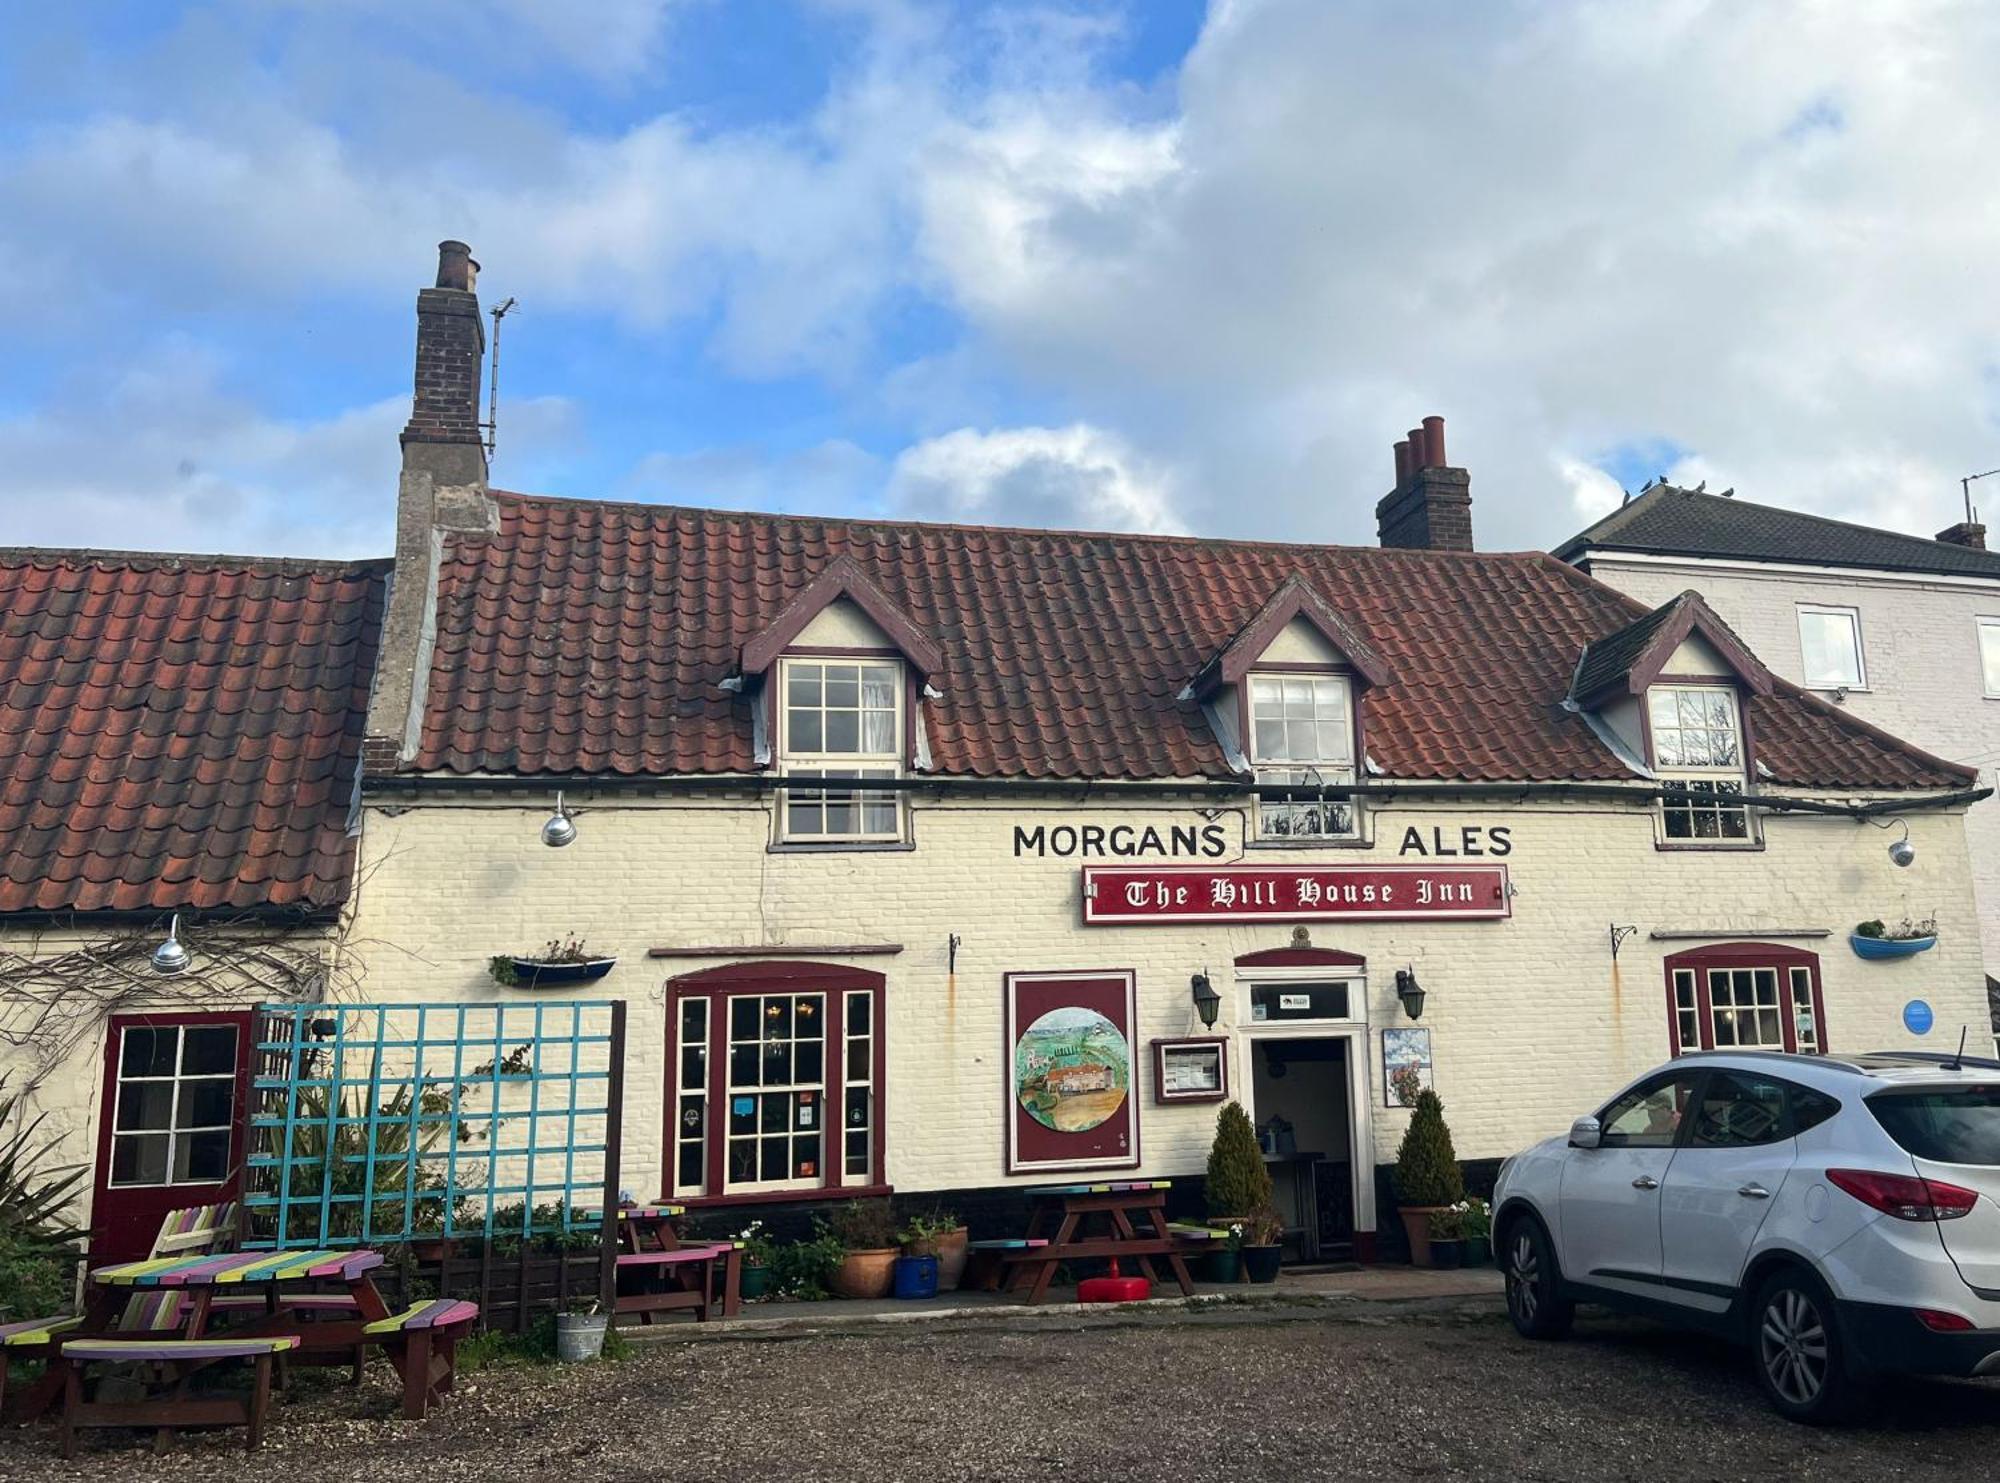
xmin=1502 ymin=1215 xmax=1573 ymax=1340
xmin=1751 ymin=1269 xmax=1858 ymax=1425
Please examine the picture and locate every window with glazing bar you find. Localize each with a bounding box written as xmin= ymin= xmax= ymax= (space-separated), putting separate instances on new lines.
xmin=1248 ymin=673 xmax=1358 ymax=840
xmin=1648 ymin=684 xmax=1753 ymax=843
xmin=779 ymin=658 xmax=903 ymax=842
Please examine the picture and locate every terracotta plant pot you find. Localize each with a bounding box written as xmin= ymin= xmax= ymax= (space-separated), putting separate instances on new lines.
xmin=935 ymin=1227 xmax=971 ymax=1290
xmin=1400 ymin=1205 xmax=1446 ymax=1268
xmin=831 ymin=1247 xmax=899 ymax=1299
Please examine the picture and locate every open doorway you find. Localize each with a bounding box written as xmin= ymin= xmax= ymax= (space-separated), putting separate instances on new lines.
xmin=1249 ymin=1038 xmax=1356 ymax=1263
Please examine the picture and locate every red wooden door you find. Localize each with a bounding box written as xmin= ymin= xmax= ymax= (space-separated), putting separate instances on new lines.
xmin=91 ymin=1010 xmax=253 ymax=1263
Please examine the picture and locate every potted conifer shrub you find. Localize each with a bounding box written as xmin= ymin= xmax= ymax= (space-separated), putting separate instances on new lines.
xmin=1204 ymin=1100 xmax=1274 ymax=1282
xmin=1393 ymin=1088 xmax=1464 ymax=1268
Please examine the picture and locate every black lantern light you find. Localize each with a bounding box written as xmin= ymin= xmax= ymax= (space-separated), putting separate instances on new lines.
xmin=1395 ymin=966 xmax=1426 ymax=1021
xmin=1190 ymin=971 xmax=1221 ymax=1029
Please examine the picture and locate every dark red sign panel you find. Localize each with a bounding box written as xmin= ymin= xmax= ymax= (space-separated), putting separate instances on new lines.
xmin=1081 ymin=863 xmax=1511 ymax=925
xmin=1004 ymin=971 xmax=1140 ymax=1175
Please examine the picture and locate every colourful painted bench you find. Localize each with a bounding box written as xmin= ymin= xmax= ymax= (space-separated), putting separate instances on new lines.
xmin=614 ymin=1242 xmax=741 ymax=1323
xmin=364 ymin=1300 xmax=480 ymax=1420
xmin=2 ymin=1198 xmax=241 ymax=1424
xmin=55 ymin=1335 xmax=298 ymax=1457
xmin=964 ymin=1238 xmax=1050 ymax=1291
xmin=1165 ymin=1223 xmax=1226 ymax=1242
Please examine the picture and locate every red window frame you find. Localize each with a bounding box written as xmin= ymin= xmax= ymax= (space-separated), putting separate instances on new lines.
xmin=1662 ymin=942 xmax=1828 ymax=1056
xmin=664 ymin=961 xmax=888 ymax=1208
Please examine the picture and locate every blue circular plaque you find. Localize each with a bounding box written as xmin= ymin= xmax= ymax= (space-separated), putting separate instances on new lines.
xmin=1903 ymin=1000 xmax=1934 ymax=1035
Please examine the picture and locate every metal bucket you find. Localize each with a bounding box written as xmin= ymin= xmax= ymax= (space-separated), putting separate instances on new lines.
xmin=555 ymin=1312 xmax=609 ymax=1362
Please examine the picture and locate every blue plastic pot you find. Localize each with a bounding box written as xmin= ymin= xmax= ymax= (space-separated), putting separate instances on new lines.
xmin=893 ymin=1254 xmax=939 ymax=1300
xmin=1849 ymin=933 xmax=1936 ymax=961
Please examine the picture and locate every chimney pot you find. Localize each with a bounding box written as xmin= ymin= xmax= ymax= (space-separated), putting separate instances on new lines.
xmin=1421 ymin=415 xmax=1446 ymax=468
xmin=435 ymin=239 xmax=479 ymax=292
xmin=1393 ymin=440 xmax=1414 ymax=486
xmin=1407 ymin=427 xmax=1429 ymax=469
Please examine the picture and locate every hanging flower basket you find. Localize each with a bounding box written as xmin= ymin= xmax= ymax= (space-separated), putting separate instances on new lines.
xmin=489 ymin=938 xmax=616 ymax=988
xmin=1849 ymin=933 xmax=1935 ymax=961
xmin=504 ymin=956 xmax=617 ymax=987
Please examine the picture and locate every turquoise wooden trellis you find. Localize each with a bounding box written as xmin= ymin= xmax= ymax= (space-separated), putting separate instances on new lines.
xmin=242 ymin=1001 xmax=624 ymax=1250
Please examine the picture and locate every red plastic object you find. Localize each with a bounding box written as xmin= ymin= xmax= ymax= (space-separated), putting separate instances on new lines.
xmin=1078 ymin=1275 xmax=1151 ymax=1303
xmin=1078 ymin=1259 xmax=1151 ymax=1304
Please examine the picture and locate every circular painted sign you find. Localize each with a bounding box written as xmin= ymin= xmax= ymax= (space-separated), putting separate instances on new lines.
xmin=1013 ymin=1007 xmax=1130 ymax=1133
xmin=1903 ymin=999 xmax=1934 ymax=1035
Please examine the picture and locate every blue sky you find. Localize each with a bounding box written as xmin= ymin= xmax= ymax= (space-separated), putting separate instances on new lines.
xmin=2 ymin=1 xmax=1996 ymax=558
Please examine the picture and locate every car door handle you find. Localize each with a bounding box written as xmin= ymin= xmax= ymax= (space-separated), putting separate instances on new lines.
xmin=1738 ymin=1184 xmax=1771 ymax=1199
xmin=1632 ymin=1175 xmax=1659 ymax=1190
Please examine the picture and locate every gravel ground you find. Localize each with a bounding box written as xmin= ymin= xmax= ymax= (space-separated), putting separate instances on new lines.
xmin=9 ymin=1299 xmax=2000 ymax=1482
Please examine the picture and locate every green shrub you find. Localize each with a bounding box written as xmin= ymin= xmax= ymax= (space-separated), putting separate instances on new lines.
xmin=0 ymin=1226 xmax=78 ymax=1324
xmin=772 ymin=1225 xmax=845 ymax=1299
xmin=1393 ymin=1089 xmax=1464 ymax=1208
xmin=1204 ymin=1101 xmax=1273 ymax=1217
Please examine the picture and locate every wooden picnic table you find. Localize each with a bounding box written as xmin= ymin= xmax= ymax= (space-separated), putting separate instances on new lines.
xmin=606 ymin=1202 xmax=743 ymax=1322
xmin=86 ymin=1248 xmax=396 ymax=1369
xmin=1004 ymin=1180 xmax=1197 ymax=1305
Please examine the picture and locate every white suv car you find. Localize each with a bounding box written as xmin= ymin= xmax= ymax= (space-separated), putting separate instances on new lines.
xmin=1492 ymin=1049 xmax=2000 ymax=1422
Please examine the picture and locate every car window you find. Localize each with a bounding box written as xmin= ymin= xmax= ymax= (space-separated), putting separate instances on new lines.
xmin=1688 ymin=1070 xmax=1788 ymax=1148
xmin=1868 ymin=1086 xmax=2000 ymax=1165
xmin=1789 ymin=1085 xmax=1840 ymax=1135
xmin=1600 ymin=1073 xmax=1699 ymax=1148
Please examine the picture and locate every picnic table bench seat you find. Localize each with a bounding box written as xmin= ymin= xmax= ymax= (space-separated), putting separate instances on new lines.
xmin=615 ymin=1241 xmax=736 ymax=1269
xmin=1165 ymin=1222 xmax=1225 ymax=1242
xmin=55 ymin=1335 xmax=298 ymax=1457
xmin=364 ymin=1301 xmax=480 ymax=1420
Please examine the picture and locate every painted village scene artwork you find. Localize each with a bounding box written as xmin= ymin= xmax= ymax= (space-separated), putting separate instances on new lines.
xmin=1013 ymin=1008 xmax=1132 ymax=1133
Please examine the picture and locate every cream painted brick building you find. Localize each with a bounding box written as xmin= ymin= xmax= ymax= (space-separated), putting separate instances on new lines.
xmin=1561 ymin=485 xmax=2000 ymax=984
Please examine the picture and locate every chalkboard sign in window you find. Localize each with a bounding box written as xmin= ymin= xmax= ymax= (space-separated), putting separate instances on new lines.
xmin=1151 ymin=1037 xmax=1229 ymax=1104
xmin=1248 ymin=982 xmax=1351 ymax=1023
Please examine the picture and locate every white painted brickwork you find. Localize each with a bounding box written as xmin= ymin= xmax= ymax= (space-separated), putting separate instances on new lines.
xmin=1590 ymin=557 xmax=2000 ymax=975
xmin=337 ymin=793 xmax=1987 ymax=1205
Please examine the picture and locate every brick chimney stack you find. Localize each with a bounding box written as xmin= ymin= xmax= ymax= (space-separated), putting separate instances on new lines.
xmin=401 ymin=240 xmax=487 ymax=461
xmin=366 ymin=240 xmax=499 ymax=775
xmin=1375 ymin=414 xmax=1473 ymax=552
xmin=1936 ymin=520 xmax=1988 ymax=551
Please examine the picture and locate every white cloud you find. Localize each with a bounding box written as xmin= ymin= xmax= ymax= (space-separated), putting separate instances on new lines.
xmin=909 ymin=0 xmax=2000 ymax=548
xmin=889 ymin=424 xmax=1184 ymax=533
xmin=8 ymin=1 xmax=2000 ymax=557
xmin=0 ymin=343 xmax=574 ymax=556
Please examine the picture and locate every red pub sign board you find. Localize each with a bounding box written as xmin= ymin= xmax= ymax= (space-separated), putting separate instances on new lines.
xmin=1081 ymin=863 xmax=1512 ymax=925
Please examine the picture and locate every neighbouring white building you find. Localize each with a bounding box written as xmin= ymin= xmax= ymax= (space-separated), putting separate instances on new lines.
xmin=1559 ymin=485 xmax=2000 ymax=1005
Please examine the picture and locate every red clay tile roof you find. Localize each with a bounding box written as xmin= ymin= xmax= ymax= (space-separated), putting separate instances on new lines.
xmin=411 ymin=495 xmax=1970 ymax=792
xmin=0 ymin=551 xmax=389 ymax=917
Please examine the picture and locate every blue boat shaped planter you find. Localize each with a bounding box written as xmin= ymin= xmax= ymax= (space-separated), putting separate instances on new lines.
xmin=1848 ymin=932 xmax=1936 ymax=961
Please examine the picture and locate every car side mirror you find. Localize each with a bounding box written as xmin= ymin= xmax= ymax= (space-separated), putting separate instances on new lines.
xmin=1568 ymin=1115 xmax=1602 ymax=1150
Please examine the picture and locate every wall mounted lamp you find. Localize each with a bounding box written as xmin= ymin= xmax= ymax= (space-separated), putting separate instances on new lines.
xmin=541 ymin=791 xmax=578 ymax=848
xmin=1190 ymin=971 xmax=1221 ymax=1029
xmin=150 ymin=914 xmax=191 ymax=976
xmin=1394 ymin=966 xmax=1427 ymax=1021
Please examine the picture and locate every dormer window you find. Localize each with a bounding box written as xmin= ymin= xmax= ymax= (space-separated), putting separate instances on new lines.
xmin=1647 ymin=684 xmax=1752 ymax=842
xmin=779 ymin=657 xmax=904 ymax=842
xmin=1249 ymin=674 xmax=1358 ymax=840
